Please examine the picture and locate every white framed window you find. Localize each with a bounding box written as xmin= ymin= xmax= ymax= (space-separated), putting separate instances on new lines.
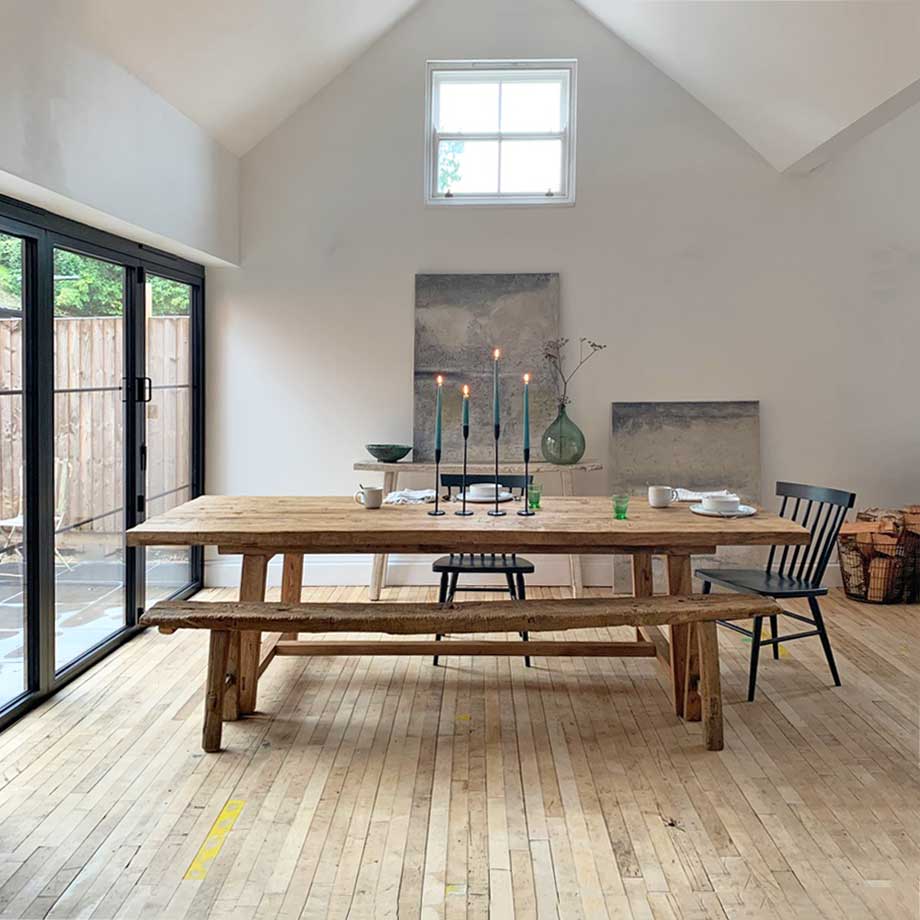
xmin=425 ymin=60 xmax=577 ymax=206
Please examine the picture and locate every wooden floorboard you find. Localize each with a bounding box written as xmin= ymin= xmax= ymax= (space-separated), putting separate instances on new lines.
xmin=0 ymin=586 xmax=917 ymax=918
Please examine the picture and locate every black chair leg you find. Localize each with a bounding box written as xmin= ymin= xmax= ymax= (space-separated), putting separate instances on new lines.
xmin=520 ymin=630 xmax=531 ymax=668
xmin=769 ymin=614 xmax=780 ymax=659
xmin=748 ymin=616 xmax=764 ymax=701
xmin=505 ymin=573 xmax=517 ymax=600
xmin=702 ymin=580 xmax=712 ymax=595
xmin=433 ymin=573 xmax=449 ymax=665
xmin=517 ymin=575 xmax=531 ymax=666
xmin=447 ymin=572 xmax=459 ymax=603
xmin=808 ymin=596 xmax=841 ymax=687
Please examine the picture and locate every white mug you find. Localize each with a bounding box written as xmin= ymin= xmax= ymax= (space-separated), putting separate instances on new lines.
xmin=648 ymin=485 xmax=678 ymax=508
xmin=354 ymin=486 xmax=384 ymax=509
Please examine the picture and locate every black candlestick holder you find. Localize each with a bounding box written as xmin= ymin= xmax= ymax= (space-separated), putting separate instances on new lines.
xmin=517 ymin=447 xmax=535 ymax=516
xmin=455 ymin=425 xmax=474 ymax=516
xmin=427 ymin=447 xmax=445 ymax=516
xmin=488 ymin=424 xmax=506 ymax=516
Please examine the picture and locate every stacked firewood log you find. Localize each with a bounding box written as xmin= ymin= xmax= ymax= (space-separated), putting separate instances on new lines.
xmin=837 ymin=506 xmax=920 ymax=603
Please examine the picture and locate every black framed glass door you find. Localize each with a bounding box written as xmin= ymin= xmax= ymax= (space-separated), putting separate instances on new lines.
xmin=0 ymin=230 xmax=28 ymax=709
xmin=52 ymin=248 xmax=128 ymax=671
xmin=0 ymin=194 xmax=204 ymax=731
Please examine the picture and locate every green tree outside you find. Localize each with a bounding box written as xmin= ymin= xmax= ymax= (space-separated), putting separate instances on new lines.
xmin=0 ymin=234 xmax=190 ymax=316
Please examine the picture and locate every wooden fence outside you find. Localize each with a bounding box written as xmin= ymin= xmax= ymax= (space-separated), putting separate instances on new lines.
xmin=0 ymin=316 xmax=190 ymax=533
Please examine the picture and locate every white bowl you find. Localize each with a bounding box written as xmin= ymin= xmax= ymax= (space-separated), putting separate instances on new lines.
xmin=468 ymin=483 xmax=500 ymax=497
xmin=702 ymin=494 xmax=741 ymax=513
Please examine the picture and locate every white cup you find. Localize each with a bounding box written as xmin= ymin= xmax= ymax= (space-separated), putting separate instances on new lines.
xmin=354 ymin=486 xmax=384 ymax=509
xmin=648 ymin=485 xmax=678 ymax=508
xmin=702 ymin=493 xmax=740 ymax=513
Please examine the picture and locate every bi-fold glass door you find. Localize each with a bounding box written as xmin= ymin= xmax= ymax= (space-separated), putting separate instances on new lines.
xmin=0 ymin=230 xmax=28 ymax=709
xmin=0 ymin=197 xmax=203 ymax=730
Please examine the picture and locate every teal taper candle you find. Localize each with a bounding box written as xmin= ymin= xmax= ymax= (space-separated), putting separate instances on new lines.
xmin=492 ymin=348 xmax=501 ymax=427
xmin=434 ymin=375 xmax=443 ymax=452
xmin=462 ymin=384 xmax=470 ymax=426
xmin=522 ymin=373 xmax=530 ymax=451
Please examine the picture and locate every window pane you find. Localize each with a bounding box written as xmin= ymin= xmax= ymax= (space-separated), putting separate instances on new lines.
xmin=437 ymin=81 xmax=499 ymax=133
xmin=54 ymin=249 xmax=126 ymax=671
xmin=500 ymin=80 xmax=563 ymax=133
xmin=145 ymin=276 xmax=192 ymax=605
xmin=0 ymin=232 xmax=25 ymax=707
xmin=437 ymin=140 xmax=499 ymax=195
xmin=500 ymin=139 xmax=563 ymax=194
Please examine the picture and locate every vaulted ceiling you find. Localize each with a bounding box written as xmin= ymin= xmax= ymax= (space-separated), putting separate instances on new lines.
xmin=576 ymin=0 xmax=920 ymax=172
xmin=72 ymin=0 xmax=423 ymax=156
xmin=72 ymin=0 xmax=920 ymax=170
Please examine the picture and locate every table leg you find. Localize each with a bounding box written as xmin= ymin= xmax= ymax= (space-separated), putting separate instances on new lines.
xmin=667 ymin=554 xmax=701 ymax=720
xmin=238 ymin=553 xmax=270 ymax=714
xmin=280 ymin=553 xmax=304 ymax=639
xmin=369 ymin=470 xmax=398 ymax=600
xmin=560 ymin=470 xmax=583 ymax=598
xmin=631 ymin=552 xmax=653 ymax=640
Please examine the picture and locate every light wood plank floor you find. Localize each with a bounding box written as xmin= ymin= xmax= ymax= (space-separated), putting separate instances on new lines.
xmin=0 ymin=586 xmax=917 ymax=919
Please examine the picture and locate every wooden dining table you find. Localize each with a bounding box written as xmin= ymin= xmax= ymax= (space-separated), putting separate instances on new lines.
xmin=127 ymin=495 xmax=809 ymax=726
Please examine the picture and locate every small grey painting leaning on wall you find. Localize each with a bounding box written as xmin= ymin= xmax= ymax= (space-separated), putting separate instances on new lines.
xmin=609 ymin=401 xmax=762 ymax=591
xmin=414 ymin=274 xmax=560 ymax=461
xmin=610 ymin=401 xmax=761 ymax=502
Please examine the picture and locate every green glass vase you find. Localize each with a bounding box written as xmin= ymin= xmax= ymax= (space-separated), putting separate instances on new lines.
xmin=541 ymin=404 xmax=586 ymax=465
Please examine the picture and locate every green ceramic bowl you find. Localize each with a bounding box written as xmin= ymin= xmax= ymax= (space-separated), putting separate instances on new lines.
xmin=365 ymin=443 xmax=412 ymax=463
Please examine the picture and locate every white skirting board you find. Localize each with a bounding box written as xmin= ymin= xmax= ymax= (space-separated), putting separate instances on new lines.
xmin=204 ymin=553 xmax=842 ymax=589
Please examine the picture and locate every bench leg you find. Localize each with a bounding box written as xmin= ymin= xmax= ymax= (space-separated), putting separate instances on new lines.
xmin=204 ymin=630 xmax=231 ymax=752
xmin=697 ymin=620 xmax=724 ymax=751
xmin=223 ymin=632 xmax=241 ymax=721
xmin=239 ymin=553 xmax=270 ymax=714
xmin=667 ymin=554 xmax=701 ymax=720
xmin=280 ymin=553 xmax=304 ymax=640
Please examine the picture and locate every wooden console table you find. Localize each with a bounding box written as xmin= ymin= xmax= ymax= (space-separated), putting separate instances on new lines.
xmin=353 ymin=459 xmax=604 ymax=599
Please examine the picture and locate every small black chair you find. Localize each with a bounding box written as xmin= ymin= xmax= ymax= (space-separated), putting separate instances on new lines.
xmin=696 ymin=481 xmax=855 ymax=701
xmin=433 ymin=474 xmax=535 ymax=667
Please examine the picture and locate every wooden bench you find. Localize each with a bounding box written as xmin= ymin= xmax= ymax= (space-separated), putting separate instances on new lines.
xmin=141 ymin=594 xmax=781 ymax=753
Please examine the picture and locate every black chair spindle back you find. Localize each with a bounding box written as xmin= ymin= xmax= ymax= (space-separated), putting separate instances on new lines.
xmin=765 ymin=482 xmax=856 ymax=587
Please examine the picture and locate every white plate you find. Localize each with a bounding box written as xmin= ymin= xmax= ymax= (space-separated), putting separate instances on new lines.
xmin=690 ymin=503 xmax=757 ymax=518
xmin=456 ymin=491 xmax=515 ymax=504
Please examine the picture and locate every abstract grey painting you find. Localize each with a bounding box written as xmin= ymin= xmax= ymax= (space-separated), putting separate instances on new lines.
xmin=610 ymin=401 xmax=761 ymax=502
xmin=414 ymin=274 xmax=560 ymax=461
xmin=609 ymin=400 xmax=762 ymax=591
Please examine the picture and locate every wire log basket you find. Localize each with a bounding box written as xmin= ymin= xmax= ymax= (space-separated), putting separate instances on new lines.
xmin=837 ymin=506 xmax=920 ymax=604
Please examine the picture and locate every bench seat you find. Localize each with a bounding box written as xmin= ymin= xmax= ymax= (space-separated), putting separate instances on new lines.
xmin=141 ymin=593 xmax=780 ymax=754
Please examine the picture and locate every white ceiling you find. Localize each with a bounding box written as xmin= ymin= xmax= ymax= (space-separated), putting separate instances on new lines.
xmin=71 ymin=0 xmax=920 ymax=170
xmin=72 ymin=0 xmax=423 ymax=156
xmin=574 ymin=0 xmax=920 ymax=172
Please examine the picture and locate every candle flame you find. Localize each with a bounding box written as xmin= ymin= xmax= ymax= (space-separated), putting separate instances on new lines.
xmin=493 ymin=348 xmax=501 ymax=360
xmin=462 ymin=384 xmax=470 ymax=397
xmin=436 ymin=374 xmax=443 ymax=385
xmin=523 ymin=373 xmax=530 ymax=384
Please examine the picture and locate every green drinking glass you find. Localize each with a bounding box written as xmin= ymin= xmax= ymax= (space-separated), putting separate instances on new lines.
xmin=612 ymin=494 xmax=630 ymax=520
xmin=527 ymin=483 xmax=543 ymax=510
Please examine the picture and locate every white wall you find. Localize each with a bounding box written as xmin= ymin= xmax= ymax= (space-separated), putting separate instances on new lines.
xmin=206 ymin=0 xmax=920 ymax=585
xmin=0 ymin=0 xmax=239 ymax=266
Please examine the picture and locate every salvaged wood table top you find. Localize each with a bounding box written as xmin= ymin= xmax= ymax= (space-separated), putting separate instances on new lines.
xmin=126 ymin=494 xmax=809 ymax=554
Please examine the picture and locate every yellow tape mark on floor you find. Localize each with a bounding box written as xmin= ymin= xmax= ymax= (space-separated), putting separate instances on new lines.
xmin=184 ymin=799 xmax=245 ymax=880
